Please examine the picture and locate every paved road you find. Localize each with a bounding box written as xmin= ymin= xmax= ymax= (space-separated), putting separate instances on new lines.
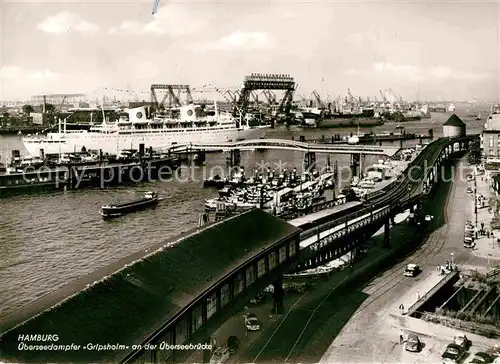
xmin=321 ymin=158 xmax=490 ymax=364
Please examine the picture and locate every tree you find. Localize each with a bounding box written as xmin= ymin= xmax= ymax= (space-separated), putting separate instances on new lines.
xmin=22 ymin=104 xmax=34 ymax=116
xmin=45 ymin=103 xmax=56 ymax=113
xmin=467 ymin=139 xmax=482 ymax=166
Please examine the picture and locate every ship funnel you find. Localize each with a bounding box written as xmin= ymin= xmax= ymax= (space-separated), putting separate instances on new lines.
xmin=128 ymin=106 xmax=148 ymax=123
xmin=180 ymin=104 xmax=198 ymax=121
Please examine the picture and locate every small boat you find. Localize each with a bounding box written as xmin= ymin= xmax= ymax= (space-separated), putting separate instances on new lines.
xmin=101 ymin=191 xmax=161 ymax=219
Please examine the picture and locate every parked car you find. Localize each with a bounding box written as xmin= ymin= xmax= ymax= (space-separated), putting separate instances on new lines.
xmin=405 ymin=333 xmax=421 ymax=352
xmin=464 ymin=239 xmax=476 ymax=248
xmin=442 ymin=343 xmax=466 ymax=364
xmin=226 ymin=336 xmax=240 ymax=354
xmin=405 ymin=264 xmax=421 ymax=277
xmin=471 ymin=352 xmax=494 ymax=364
xmin=210 ymin=347 xmax=230 ymax=364
xmin=250 ymin=293 xmax=265 ymax=304
xmin=467 ymin=187 xmax=473 ymax=194
xmin=244 ymin=313 xmax=260 ymax=331
xmin=454 ymin=335 xmax=471 ymax=350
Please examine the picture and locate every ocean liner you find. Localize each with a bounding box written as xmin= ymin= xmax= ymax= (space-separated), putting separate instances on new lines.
xmin=23 ymin=102 xmax=267 ymax=156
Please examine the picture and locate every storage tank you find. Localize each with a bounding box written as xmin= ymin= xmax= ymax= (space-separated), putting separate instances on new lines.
xmin=443 ymin=114 xmax=466 ymax=137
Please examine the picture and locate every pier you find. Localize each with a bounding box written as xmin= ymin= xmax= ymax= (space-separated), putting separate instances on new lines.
xmin=0 ymin=156 xmax=180 ymax=198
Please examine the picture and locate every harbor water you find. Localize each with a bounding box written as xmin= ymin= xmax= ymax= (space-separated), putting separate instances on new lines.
xmin=0 ymin=114 xmax=485 ymax=318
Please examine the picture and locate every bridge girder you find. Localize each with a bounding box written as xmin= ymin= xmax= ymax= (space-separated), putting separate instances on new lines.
xmin=237 ymin=73 xmax=296 ymax=117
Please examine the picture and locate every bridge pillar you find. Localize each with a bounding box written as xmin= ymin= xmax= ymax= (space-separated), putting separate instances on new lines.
xmin=227 ymin=149 xmax=241 ymax=166
xmin=272 ymin=276 xmax=285 ymax=314
xmin=383 ymin=220 xmax=391 ymax=248
xmin=351 ymin=153 xmax=360 ymax=177
xmin=303 ymin=152 xmax=316 ymax=171
xmin=194 ymin=151 xmax=206 ymax=164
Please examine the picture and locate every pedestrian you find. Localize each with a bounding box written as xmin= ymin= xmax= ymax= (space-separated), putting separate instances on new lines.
xmin=417 ymin=292 xmax=421 ymax=300
xmin=399 ymin=329 xmax=404 ymax=344
xmin=399 ymin=303 xmax=404 ymax=312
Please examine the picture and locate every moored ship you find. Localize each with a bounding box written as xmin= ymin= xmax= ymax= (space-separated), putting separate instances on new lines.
xmin=23 ymin=102 xmax=268 ymax=156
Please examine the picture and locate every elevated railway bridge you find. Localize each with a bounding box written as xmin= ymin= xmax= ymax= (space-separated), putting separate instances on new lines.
xmin=166 ymin=138 xmax=400 ymax=156
xmin=0 ymin=136 xmax=477 ymax=364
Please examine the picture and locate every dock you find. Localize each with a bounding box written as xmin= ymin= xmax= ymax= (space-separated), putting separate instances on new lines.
xmin=0 ymin=156 xmax=180 ymax=198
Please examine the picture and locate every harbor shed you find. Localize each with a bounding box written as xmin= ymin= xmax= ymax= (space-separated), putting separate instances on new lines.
xmin=0 ymin=208 xmax=300 ymax=364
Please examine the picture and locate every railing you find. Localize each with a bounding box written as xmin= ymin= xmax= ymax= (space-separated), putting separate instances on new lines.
xmin=486 ymin=267 xmax=500 ymax=279
xmin=301 ymin=205 xmax=391 ymax=255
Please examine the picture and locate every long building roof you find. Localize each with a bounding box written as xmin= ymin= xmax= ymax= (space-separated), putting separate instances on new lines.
xmin=0 ymin=208 xmax=300 ymax=363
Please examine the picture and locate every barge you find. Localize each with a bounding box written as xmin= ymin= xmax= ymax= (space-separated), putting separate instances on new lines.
xmin=101 ymin=191 xmax=161 ymax=219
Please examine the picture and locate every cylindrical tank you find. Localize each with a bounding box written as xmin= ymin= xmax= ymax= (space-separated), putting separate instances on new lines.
xmin=443 ymin=114 xmax=466 ymax=137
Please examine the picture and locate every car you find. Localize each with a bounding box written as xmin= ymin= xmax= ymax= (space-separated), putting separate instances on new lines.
xmin=467 ymin=174 xmax=474 ymax=181
xmin=442 ymin=343 xmax=466 ymax=364
xmin=471 ymin=352 xmax=495 ymax=364
xmin=244 ymin=313 xmax=260 ymax=331
xmin=210 ymin=347 xmax=230 ymax=364
xmin=453 ymin=335 xmax=471 ymax=350
xmin=405 ymin=333 xmax=421 ymax=352
xmin=467 ymin=187 xmax=473 ymax=194
xmin=464 ymin=239 xmax=476 ymax=248
xmin=226 ymin=336 xmax=240 ymax=354
xmin=405 ymin=264 xmax=420 ymax=277
xmin=250 ymin=293 xmax=265 ymax=304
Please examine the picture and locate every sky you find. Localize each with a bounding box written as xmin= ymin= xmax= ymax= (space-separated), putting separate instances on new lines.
xmin=0 ymin=0 xmax=499 ymax=102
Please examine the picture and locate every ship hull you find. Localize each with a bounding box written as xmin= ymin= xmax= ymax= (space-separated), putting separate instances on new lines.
xmin=316 ymin=117 xmax=383 ymax=128
xmin=23 ymin=127 xmax=268 ymax=156
xmin=101 ymin=197 xmax=159 ymax=218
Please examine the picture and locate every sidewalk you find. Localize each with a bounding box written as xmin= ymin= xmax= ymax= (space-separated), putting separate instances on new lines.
xmin=467 ymin=169 xmax=500 ymax=261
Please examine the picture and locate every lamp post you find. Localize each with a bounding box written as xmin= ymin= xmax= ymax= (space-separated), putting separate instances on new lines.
xmin=451 ymin=252 xmax=454 ymax=265
xmin=473 ymin=168 xmax=478 ymax=228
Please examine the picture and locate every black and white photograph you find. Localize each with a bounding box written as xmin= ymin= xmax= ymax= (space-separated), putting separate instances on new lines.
xmin=0 ymin=0 xmax=499 ymax=363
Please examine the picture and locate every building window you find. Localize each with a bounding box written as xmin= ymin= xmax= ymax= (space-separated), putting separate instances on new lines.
xmin=207 ymin=291 xmax=217 ymax=319
xmin=490 ymin=149 xmax=495 ymax=156
xmin=191 ymin=304 xmax=203 ymax=333
xmin=246 ymin=265 xmax=256 ymax=286
xmin=279 ymin=246 xmax=287 ymax=263
xmin=489 ymin=136 xmax=493 ymax=148
xmin=220 ymin=283 xmax=230 ymax=307
xmin=257 ymin=258 xmax=266 ymax=278
xmin=289 ymin=241 xmax=296 ymax=256
xmin=268 ymin=252 xmax=277 ymax=271
xmin=234 ymin=272 xmax=244 ymax=295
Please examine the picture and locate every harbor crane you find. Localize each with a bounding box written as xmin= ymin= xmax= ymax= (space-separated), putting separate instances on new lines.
xmin=312 ymin=90 xmax=325 ymax=109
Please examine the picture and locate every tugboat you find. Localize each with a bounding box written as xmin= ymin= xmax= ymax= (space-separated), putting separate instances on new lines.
xmin=101 ymin=191 xmax=161 ymax=219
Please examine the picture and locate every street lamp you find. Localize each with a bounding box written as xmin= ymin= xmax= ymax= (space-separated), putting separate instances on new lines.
xmin=473 ymin=168 xmax=478 ymax=228
xmin=450 ymin=252 xmax=454 ymax=265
